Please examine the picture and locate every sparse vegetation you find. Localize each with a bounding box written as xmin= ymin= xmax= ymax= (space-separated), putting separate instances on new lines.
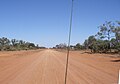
xmin=55 ymin=21 xmax=120 ymax=54
xmin=55 ymin=43 xmax=67 ymax=49
xmin=0 ymin=37 xmax=40 ymax=51
xmin=82 ymin=21 xmax=120 ymax=53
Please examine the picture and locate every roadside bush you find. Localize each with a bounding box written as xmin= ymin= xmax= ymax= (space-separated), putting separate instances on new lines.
xmin=0 ymin=37 xmax=38 ymax=51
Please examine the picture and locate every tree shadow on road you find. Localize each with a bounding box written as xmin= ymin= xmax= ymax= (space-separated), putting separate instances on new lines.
xmin=110 ymin=59 xmax=120 ymax=62
xmin=81 ymin=51 xmax=93 ymax=54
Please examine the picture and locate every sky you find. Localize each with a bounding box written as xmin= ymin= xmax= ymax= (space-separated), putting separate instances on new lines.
xmin=0 ymin=0 xmax=120 ymax=47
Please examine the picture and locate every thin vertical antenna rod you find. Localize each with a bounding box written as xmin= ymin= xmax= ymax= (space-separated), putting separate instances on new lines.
xmin=64 ymin=0 xmax=74 ymax=84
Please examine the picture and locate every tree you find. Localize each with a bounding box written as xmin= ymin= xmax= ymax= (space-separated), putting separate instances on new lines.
xmin=28 ymin=43 xmax=35 ymax=48
xmin=74 ymin=43 xmax=83 ymax=50
xmin=36 ymin=44 xmax=39 ymax=49
xmin=0 ymin=37 xmax=39 ymax=51
xmin=82 ymin=21 xmax=120 ymax=54
xmin=19 ymin=40 xmax=25 ymax=45
xmin=110 ymin=21 xmax=120 ymax=52
xmin=0 ymin=37 xmax=10 ymax=50
xmin=97 ymin=21 xmax=114 ymax=40
xmin=112 ymin=22 xmax=120 ymax=42
xmin=87 ymin=35 xmax=97 ymax=52
xmin=111 ymin=38 xmax=117 ymax=49
xmin=55 ymin=43 xmax=67 ymax=49
xmin=0 ymin=37 xmax=10 ymax=46
xmin=97 ymin=21 xmax=115 ymax=52
xmin=83 ymin=39 xmax=88 ymax=49
xmin=111 ymin=38 xmax=120 ymax=52
xmin=11 ymin=39 xmax=18 ymax=47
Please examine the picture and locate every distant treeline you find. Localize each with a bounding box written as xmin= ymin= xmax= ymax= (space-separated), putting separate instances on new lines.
xmin=54 ymin=21 xmax=120 ymax=53
xmin=0 ymin=37 xmax=42 ymax=51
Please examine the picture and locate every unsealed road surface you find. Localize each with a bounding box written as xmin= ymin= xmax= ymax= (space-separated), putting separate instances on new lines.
xmin=0 ymin=49 xmax=119 ymax=84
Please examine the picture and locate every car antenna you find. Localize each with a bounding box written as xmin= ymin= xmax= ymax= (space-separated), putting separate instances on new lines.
xmin=64 ymin=0 xmax=74 ymax=84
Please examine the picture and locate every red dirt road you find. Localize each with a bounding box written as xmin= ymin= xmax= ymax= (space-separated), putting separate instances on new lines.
xmin=0 ymin=49 xmax=119 ymax=84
